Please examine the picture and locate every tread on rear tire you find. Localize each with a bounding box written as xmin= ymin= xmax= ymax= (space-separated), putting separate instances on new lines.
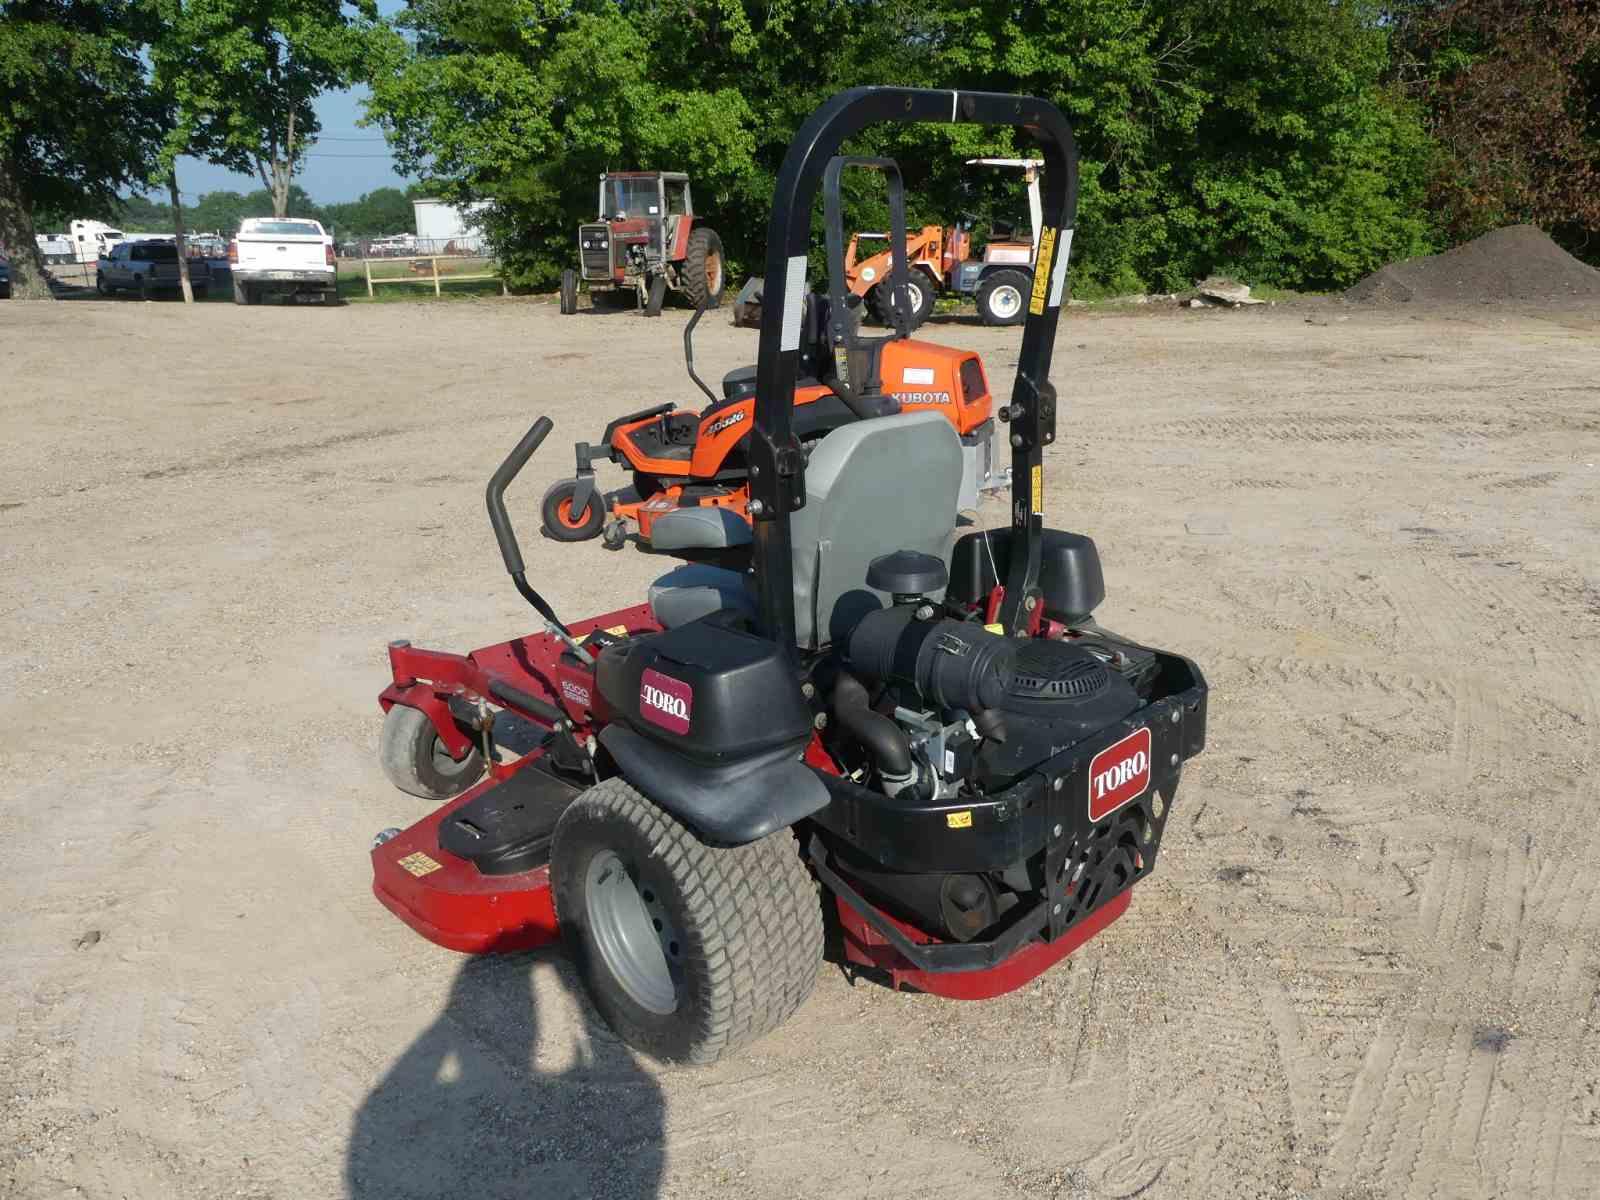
xmin=552 ymin=778 xmax=824 ymax=1064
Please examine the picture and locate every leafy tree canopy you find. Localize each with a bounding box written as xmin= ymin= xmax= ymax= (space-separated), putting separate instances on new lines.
xmin=363 ymin=0 xmax=1437 ymax=293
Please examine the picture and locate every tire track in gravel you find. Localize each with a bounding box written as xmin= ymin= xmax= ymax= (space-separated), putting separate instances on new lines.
xmin=1324 ymin=548 xmax=1600 ymax=1198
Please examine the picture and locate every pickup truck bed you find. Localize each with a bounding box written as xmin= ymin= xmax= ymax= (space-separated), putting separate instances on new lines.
xmin=231 ymin=218 xmax=336 ymax=305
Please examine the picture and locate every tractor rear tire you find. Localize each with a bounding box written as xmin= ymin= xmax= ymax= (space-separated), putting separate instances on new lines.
xmin=551 ymin=778 xmax=823 ymax=1064
xmin=682 ymin=227 xmax=726 ymax=310
xmin=976 ymin=267 xmax=1031 ymax=326
xmin=540 ymin=478 xmax=605 ymax=541
xmin=867 ymin=267 xmax=935 ymax=330
xmin=379 ymin=703 xmax=485 ymax=801
xmin=559 ymin=268 xmax=578 ymax=314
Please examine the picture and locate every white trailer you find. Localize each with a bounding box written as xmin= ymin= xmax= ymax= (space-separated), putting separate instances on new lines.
xmin=68 ymin=219 xmax=125 ymax=264
xmin=411 ymin=198 xmax=488 ymax=254
xmin=35 ymin=233 xmax=75 ymax=264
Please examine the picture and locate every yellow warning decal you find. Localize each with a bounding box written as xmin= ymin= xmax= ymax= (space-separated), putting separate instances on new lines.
xmin=983 ymin=623 xmax=1004 ymax=634
xmin=604 ymin=624 xmax=629 ymax=636
xmin=1030 ymin=464 xmax=1043 ymax=514
xmin=946 ymin=810 xmax=973 ymax=829
xmin=398 ymin=851 xmax=443 ymax=877
xmin=1028 ymin=227 xmax=1057 ymax=314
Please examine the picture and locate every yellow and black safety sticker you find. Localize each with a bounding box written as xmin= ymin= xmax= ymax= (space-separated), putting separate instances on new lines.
xmin=946 ymin=810 xmax=973 ymax=829
xmin=1028 ymin=227 xmax=1058 ymax=314
xmin=1031 ymin=463 xmax=1043 ymax=514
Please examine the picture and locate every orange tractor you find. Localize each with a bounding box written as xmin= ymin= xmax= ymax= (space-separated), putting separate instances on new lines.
xmin=842 ymin=157 xmax=1045 ymax=328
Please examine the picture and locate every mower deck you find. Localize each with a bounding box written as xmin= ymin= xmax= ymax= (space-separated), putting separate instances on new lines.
xmin=372 ymin=766 xmax=561 ymax=954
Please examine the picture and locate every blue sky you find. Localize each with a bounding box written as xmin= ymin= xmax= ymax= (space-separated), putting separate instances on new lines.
xmin=169 ymin=2 xmax=409 ymax=205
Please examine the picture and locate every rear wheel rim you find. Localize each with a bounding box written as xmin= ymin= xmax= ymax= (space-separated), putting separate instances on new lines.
xmin=706 ymin=250 xmax=723 ymax=296
xmin=988 ymin=284 xmax=1022 ymax=320
xmin=585 ymin=850 xmax=679 ymax=1015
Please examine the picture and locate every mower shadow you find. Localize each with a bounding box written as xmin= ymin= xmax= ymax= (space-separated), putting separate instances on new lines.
xmin=345 ymin=952 xmax=665 ymax=1200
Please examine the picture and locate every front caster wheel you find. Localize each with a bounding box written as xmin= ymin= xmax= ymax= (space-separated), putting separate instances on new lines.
xmin=379 ymin=704 xmax=484 ymax=801
xmin=551 ymin=779 xmax=823 ymax=1064
xmin=540 ymin=479 xmax=605 ymax=541
xmin=601 ymin=519 xmax=627 ymax=550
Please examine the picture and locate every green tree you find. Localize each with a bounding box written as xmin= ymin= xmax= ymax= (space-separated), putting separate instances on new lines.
xmin=366 ymin=0 xmax=1434 ymax=294
xmin=322 ymin=184 xmax=413 ymax=235
xmin=0 ymin=0 xmax=163 ymax=300
xmin=156 ymin=0 xmax=383 ymax=217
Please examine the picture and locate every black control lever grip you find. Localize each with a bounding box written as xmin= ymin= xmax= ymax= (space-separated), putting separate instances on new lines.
xmin=485 ymin=417 xmax=552 ymax=578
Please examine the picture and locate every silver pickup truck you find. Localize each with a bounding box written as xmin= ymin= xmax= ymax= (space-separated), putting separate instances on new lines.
xmin=229 ymin=217 xmax=337 ymax=305
xmin=96 ymin=240 xmax=212 ymax=298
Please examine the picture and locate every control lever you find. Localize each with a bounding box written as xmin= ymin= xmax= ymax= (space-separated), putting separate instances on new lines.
xmin=484 ymin=417 xmax=591 ymax=661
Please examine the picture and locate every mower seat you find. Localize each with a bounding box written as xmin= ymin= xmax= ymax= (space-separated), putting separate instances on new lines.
xmin=649 ymin=505 xmax=753 ymax=552
xmin=647 ymin=563 xmax=755 ymax=629
xmin=788 ymin=410 xmax=963 ymax=649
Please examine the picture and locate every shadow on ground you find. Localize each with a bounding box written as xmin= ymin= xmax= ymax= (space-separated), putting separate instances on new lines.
xmin=346 ymin=953 xmax=665 ymax=1200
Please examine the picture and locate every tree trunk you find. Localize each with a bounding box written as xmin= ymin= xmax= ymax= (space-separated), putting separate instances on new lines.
xmin=168 ymin=172 xmax=194 ymax=304
xmin=0 ymin=156 xmax=55 ymax=301
xmin=270 ymin=106 xmax=298 ymax=217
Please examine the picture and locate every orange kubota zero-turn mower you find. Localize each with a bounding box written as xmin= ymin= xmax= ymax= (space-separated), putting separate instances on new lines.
xmin=369 ymin=87 xmax=1208 ymax=1066
xmin=539 ymin=157 xmax=1009 ymax=553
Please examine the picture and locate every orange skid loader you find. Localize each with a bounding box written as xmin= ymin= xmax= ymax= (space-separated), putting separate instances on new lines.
xmin=541 ymin=158 xmax=1010 ymax=554
xmin=842 ymin=157 xmax=1045 ymax=328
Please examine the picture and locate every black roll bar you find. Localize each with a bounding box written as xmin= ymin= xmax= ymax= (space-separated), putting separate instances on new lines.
xmin=749 ymin=87 xmax=1080 ymax=648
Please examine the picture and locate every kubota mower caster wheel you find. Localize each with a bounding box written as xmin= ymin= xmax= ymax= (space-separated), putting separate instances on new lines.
xmin=602 ymin=519 xmax=627 ymax=550
xmin=379 ymin=704 xmax=485 ymax=801
xmin=551 ymin=779 xmax=823 ymax=1064
xmin=540 ymin=479 xmax=605 ymax=541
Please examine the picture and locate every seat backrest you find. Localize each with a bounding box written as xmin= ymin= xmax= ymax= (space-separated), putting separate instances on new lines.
xmin=789 ymin=410 xmax=964 ymax=649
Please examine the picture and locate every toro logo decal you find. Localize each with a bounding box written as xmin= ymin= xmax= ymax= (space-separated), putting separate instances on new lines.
xmin=639 ymin=667 xmax=693 ymax=735
xmin=1087 ymin=727 xmax=1151 ymax=821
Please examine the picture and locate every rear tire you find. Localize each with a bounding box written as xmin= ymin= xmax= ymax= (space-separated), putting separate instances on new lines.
xmin=540 ymin=478 xmax=605 ymax=541
xmin=559 ymin=268 xmax=577 ymax=314
xmin=551 ymin=778 xmax=823 ymax=1064
xmin=95 ymin=273 xmax=111 ymax=296
xmin=976 ymin=267 xmax=1030 ymax=326
xmin=379 ymin=704 xmax=484 ymax=801
xmin=867 ymin=267 xmax=936 ymax=330
xmin=681 ymin=228 xmax=726 ymax=309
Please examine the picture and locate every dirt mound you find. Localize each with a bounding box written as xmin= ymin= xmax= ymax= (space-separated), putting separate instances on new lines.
xmin=1344 ymin=224 xmax=1600 ymax=306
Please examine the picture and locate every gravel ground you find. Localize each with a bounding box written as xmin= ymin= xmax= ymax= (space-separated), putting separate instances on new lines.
xmin=3 ymin=293 xmax=1599 ymax=1199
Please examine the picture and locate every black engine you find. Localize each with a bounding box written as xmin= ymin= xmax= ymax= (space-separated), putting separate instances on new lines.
xmin=842 ymin=605 xmax=1142 ymax=792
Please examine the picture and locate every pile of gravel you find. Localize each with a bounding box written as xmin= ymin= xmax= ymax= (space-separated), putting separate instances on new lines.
xmin=1343 ymin=225 xmax=1600 ymax=305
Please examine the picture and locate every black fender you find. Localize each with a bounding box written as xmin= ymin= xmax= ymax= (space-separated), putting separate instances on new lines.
xmin=597 ymin=725 xmax=829 ymax=844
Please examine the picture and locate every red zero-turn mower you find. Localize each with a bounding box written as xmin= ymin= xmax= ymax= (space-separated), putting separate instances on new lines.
xmin=370 ymin=87 xmax=1209 ymax=1065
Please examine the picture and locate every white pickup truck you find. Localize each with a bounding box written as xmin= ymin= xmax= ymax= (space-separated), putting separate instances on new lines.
xmin=229 ymin=217 xmax=337 ymax=305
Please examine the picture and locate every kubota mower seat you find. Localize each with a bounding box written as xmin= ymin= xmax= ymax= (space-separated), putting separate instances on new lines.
xmin=789 ymin=409 xmax=963 ymax=649
xmin=719 ymin=292 xmax=834 ymax=404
